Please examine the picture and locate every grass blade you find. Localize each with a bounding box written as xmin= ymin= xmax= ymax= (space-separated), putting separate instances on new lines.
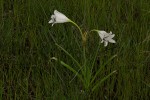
xmin=92 ymin=70 xmax=117 ymax=92
xmin=51 ymin=57 xmax=83 ymax=82
xmin=90 ymin=54 xmax=117 ymax=84
xmin=55 ymin=43 xmax=82 ymax=68
xmin=91 ymin=43 xmax=101 ymax=72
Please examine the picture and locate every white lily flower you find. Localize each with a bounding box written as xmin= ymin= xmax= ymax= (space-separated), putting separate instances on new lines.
xmin=48 ymin=10 xmax=70 ymax=26
xmin=98 ymin=31 xmax=116 ymax=47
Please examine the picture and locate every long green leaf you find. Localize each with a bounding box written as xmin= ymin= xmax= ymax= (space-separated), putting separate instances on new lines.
xmin=142 ymin=81 xmax=150 ymax=88
xmin=51 ymin=57 xmax=83 ymax=82
xmin=55 ymin=43 xmax=82 ymax=68
xmin=92 ymin=70 xmax=117 ymax=92
xmin=0 ymin=80 xmax=3 ymax=100
xmin=90 ymin=54 xmax=117 ymax=84
xmin=91 ymin=43 xmax=101 ymax=72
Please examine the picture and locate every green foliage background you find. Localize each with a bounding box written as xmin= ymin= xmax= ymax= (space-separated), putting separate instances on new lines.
xmin=0 ymin=0 xmax=150 ymax=99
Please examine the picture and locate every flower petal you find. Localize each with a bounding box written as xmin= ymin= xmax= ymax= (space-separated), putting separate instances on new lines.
xmin=108 ymin=38 xmax=116 ymax=43
xmin=109 ymin=31 xmax=112 ymax=34
xmin=54 ymin=10 xmax=69 ymax=23
xmin=101 ymin=40 xmax=104 ymax=43
xmin=98 ymin=31 xmax=106 ymax=39
xmin=52 ymin=23 xmax=55 ymax=26
xmin=51 ymin=15 xmax=55 ymax=19
xmin=109 ymin=34 xmax=115 ymax=38
xmin=48 ymin=20 xmax=53 ymax=23
xmin=104 ymin=41 xmax=108 ymax=47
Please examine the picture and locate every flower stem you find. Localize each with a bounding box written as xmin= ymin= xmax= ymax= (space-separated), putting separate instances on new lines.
xmin=69 ymin=20 xmax=87 ymax=88
xmin=90 ymin=29 xmax=99 ymax=33
xmin=69 ymin=20 xmax=83 ymax=39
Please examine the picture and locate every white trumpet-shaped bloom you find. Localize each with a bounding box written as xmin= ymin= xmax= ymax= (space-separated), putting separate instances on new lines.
xmin=48 ymin=10 xmax=70 ymax=26
xmin=98 ymin=31 xmax=116 ymax=47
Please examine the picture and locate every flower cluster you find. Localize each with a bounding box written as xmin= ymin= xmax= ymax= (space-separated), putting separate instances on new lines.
xmin=49 ymin=10 xmax=116 ymax=46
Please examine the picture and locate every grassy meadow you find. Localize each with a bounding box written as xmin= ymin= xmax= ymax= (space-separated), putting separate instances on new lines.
xmin=0 ymin=0 xmax=150 ymax=99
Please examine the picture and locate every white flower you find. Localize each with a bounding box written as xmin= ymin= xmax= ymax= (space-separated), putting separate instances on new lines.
xmin=98 ymin=31 xmax=116 ymax=47
xmin=48 ymin=10 xmax=70 ymax=26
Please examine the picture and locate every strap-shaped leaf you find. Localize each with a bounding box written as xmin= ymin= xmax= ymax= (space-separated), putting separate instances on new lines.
xmin=142 ymin=81 xmax=150 ymax=88
xmin=91 ymin=43 xmax=101 ymax=72
xmin=92 ymin=70 xmax=117 ymax=92
xmin=51 ymin=57 xmax=83 ymax=82
xmin=55 ymin=43 xmax=82 ymax=69
xmin=90 ymin=54 xmax=117 ymax=85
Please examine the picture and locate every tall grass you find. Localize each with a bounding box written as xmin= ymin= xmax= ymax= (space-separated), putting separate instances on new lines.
xmin=0 ymin=0 xmax=150 ymax=99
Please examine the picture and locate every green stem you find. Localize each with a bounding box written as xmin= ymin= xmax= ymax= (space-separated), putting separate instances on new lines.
xmin=83 ymin=45 xmax=86 ymax=72
xmin=69 ymin=20 xmax=87 ymax=84
xmin=69 ymin=20 xmax=83 ymax=39
xmin=69 ymin=19 xmax=86 ymax=70
xmin=90 ymin=29 xmax=99 ymax=33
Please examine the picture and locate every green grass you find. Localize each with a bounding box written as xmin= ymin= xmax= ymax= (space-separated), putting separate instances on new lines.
xmin=0 ymin=0 xmax=150 ymax=99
